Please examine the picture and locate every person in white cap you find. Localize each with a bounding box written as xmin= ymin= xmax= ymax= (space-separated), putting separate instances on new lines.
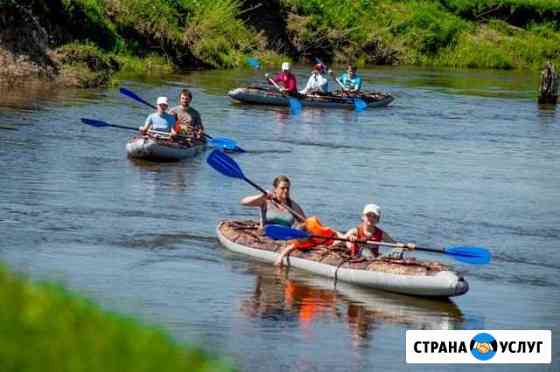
xmin=265 ymin=61 xmax=298 ymax=95
xmin=344 ymin=203 xmax=415 ymax=258
xmin=139 ymin=96 xmax=177 ymax=136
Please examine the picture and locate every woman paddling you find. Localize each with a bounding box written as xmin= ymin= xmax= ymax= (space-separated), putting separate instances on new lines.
xmin=240 ymin=175 xmax=305 ymax=228
xmin=241 ymin=176 xmax=330 ymax=267
xmin=345 ymin=203 xmax=415 ymax=258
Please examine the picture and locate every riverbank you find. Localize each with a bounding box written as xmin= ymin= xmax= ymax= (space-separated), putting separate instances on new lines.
xmin=1 ymin=0 xmax=559 ymax=87
xmin=0 ymin=264 xmax=234 ymax=371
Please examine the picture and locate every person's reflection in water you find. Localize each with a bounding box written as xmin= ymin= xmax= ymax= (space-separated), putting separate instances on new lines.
xmin=347 ymin=303 xmax=373 ymax=349
xmin=240 ymin=266 xmax=464 ymax=352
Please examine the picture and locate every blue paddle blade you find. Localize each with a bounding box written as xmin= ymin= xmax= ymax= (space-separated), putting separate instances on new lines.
xmin=354 ymin=98 xmax=367 ymax=112
xmin=81 ymin=118 xmax=109 ymax=127
xmin=445 ymin=246 xmax=491 ymax=265
xmin=208 ymin=137 xmax=244 ymax=152
xmin=206 ymin=149 xmax=245 ymax=179
xmin=264 ymin=225 xmax=311 ymax=241
xmin=288 ymin=97 xmax=302 ymax=115
xmin=246 ymin=57 xmax=261 ymax=69
xmin=120 ymin=87 xmax=155 ymax=109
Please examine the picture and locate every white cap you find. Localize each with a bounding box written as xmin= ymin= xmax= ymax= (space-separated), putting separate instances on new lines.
xmin=362 ymin=203 xmax=381 ymax=217
xmin=156 ymin=96 xmax=169 ymax=106
xmin=281 ymin=62 xmax=290 ymax=71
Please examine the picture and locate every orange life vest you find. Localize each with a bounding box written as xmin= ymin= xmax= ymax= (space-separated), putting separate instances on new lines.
xmin=291 ymin=216 xmax=337 ymax=250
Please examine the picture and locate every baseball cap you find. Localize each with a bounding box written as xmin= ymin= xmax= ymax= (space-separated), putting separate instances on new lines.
xmin=156 ymin=96 xmax=169 ymax=105
xmin=362 ymin=203 xmax=381 ymax=217
xmin=281 ymin=62 xmax=290 ymax=71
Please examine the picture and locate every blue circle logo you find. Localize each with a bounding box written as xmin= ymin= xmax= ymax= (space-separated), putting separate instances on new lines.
xmin=470 ymin=333 xmax=497 ymax=361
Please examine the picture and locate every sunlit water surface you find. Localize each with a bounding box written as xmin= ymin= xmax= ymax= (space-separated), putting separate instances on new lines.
xmin=1 ymin=66 xmax=558 ymax=371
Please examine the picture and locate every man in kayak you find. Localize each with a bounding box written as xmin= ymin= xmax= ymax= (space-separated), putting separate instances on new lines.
xmin=139 ymin=96 xmax=177 ymax=136
xmin=169 ymin=88 xmax=206 ymax=145
xmin=265 ymin=62 xmax=298 ymax=95
xmin=300 ymin=64 xmax=329 ymax=95
xmin=337 ymin=64 xmax=362 ymax=94
xmin=345 ymin=203 xmax=415 ymax=258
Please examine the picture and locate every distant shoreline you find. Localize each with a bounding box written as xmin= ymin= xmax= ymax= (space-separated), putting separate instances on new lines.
xmin=1 ymin=0 xmax=558 ymax=88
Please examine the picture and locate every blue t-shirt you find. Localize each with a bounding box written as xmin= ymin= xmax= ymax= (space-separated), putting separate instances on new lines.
xmin=338 ymin=73 xmax=363 ymax=91
xmin=144 ymin=112 xmax=176 ymax=132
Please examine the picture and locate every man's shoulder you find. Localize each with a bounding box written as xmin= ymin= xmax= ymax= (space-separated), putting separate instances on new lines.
xmin=187 ymin=106 xmax=201 ymax=116
xmin=169 ymin=105 xmax=181 ymax=114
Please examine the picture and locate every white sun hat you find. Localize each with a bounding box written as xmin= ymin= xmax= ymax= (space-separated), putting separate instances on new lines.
xmin=281 ymin=62 xmax=291 ymax=71
xmin=362 ymin=203 xmax=381 ymax=217
xmin=156 ymin=96 xmax=169 ymax=105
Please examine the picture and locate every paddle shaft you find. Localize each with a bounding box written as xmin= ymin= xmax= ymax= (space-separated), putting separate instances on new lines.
xmin=303 ymin=233 xmax=433 ymax=251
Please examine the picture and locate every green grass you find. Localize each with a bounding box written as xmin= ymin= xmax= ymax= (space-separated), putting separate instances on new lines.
xmin=280 ymin=0 xmax=560 ymax=69
xmin=0 ymin=264 xmax=235 ymax=372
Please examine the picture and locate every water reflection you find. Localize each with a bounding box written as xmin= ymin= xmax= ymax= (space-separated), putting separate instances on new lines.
xmin=536 ymin=103 xmax=557 ymax=126
xmin=240 ymin=264 xmax=464 ymax=347
xmin=129 ymin=158 xmax=191 ymax=194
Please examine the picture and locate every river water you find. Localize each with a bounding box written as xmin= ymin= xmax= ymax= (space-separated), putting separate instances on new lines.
xmin=0 ymin=67 xmax=558 ymax=371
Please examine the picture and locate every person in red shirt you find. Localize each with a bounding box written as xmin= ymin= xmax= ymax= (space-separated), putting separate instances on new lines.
xmin=345 ymin=203 xmax=415 ymax=258
xmin=265 ymin=62 xmax=298 ymax=96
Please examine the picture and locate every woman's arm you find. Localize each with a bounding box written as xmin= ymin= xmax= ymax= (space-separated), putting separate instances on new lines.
xmin=240 ymin=193 xmax=267 ymax=207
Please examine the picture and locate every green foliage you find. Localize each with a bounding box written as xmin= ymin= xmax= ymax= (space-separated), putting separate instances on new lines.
xmin=183 ymin=0 xmax=267 ymax=68
xmin=0 ymin=264 xmax=235 ymax=372
xmin=390 ymin=1 xmax=470 ymax=57
xmin=60 ymin=0 xmax=123 ymax=50
xmin=437 ymin=0 xmax=560 ymax=27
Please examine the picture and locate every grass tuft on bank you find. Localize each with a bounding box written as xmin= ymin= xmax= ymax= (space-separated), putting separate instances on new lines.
xmin=0 ymin=264 xmax=234 ymax=372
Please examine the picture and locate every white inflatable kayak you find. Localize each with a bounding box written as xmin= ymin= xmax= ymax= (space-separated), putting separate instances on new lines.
xmin=126 ymin=135 xmax=206 ymax=161
xmin=217 ymin=220 xmax=469 ymax=297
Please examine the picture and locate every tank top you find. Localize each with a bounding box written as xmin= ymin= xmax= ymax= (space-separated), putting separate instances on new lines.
xmin=351 ymin=225 xmax=384 ymax=256
xmin=260 ymin=200 xmax=295 ymax=227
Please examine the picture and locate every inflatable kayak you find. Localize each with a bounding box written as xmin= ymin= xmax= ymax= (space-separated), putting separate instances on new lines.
xmin=217 ymin=220 xmax=469 ymax=297
xmin=228 ymin=87 xmax=394 ymax=109
xmin=126 ymin=135 xmax=206 ymax=161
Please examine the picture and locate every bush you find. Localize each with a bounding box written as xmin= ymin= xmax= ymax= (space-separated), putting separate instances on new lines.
xmin=0 ymin=264 xmax=235 ymax=372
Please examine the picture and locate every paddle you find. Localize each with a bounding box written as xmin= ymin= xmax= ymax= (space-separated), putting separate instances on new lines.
xmin=328 ymin=70 xmax=367 ymax=112
xmin=266 ymin=77 xmax=302 ymax=115
xmin=80 ymin=118 xmax=171 ymax=137
xmin=264 ymin=224 xmax=491 ymax=265
xmin=119 ymin=87 xmax=244 ymax=152
xmin=206 ymin=149 xmax=305 ymax=221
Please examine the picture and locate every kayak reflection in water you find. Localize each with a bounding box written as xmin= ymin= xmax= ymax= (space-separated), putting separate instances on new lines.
xmin=240 ymin=268 xmax=464 ymax=344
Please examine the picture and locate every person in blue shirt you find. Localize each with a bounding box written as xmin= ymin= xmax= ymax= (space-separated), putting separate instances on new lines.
xmin=337 ymin=64 xmax=362 ymax=94
xmin=139 ymin=96 xmax=177 ymax=136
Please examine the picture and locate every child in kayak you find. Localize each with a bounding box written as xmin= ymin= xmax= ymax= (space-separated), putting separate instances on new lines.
xmin=345 ymin=203 xmax=415 ymax=258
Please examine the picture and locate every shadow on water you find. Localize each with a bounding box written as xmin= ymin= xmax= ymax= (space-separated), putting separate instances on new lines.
xmin=120 ymin=232 xmax=217 ymax=250
xmin=238 ymin=263 xmax=468 ymax=347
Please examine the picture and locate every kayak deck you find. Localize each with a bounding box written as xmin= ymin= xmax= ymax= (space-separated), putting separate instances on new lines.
xmin=217 ymin=220 xmax=469 ymax=297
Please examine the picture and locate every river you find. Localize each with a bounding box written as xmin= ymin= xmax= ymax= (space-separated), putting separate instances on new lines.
xmin=0 ymin=66 xmax=558 ymax=371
